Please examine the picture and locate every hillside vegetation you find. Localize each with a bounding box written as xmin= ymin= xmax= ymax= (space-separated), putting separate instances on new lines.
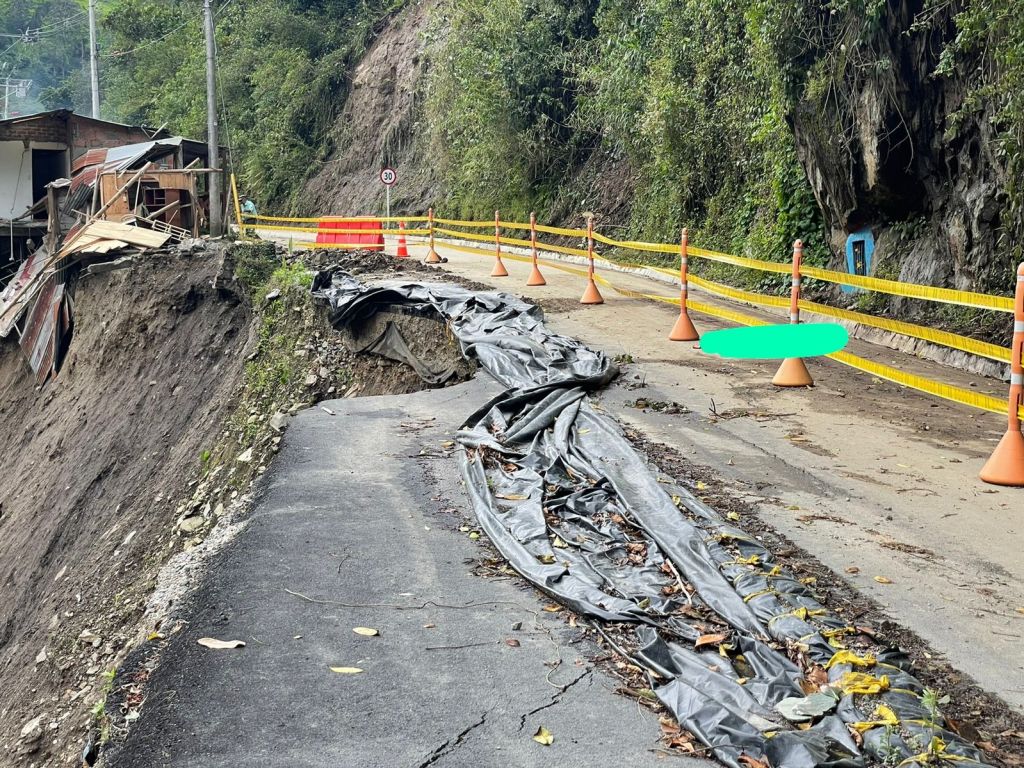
xmin=3 ymin=0 xmax=1023 ymax=293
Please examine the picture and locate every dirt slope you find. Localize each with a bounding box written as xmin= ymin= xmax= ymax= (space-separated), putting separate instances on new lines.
xmin=0 ymin=252 xmax=254 ymax=765
xmin=300 ymin=0 xmax=440 ymax=216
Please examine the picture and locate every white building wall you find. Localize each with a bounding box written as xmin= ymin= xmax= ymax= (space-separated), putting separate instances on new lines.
xmin=0 ymin=140 xmax=33 ymax=219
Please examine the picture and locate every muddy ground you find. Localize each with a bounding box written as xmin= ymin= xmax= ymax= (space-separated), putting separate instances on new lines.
xmin=0 ymin=244 xmax=470 ymax=767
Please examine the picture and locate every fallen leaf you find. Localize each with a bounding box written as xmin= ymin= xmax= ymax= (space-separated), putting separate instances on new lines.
xmin=542 ymin=604 xmax=563 ymax=613
xmin=695 ymin=633 xmax=729 ymax=648
xmin=1016 ymin=607 xmax=1024 ymax=615
xmin=469 ymin=532 xmax=480 ymax=540
xmin=505 ymin=638 xmax=521 ymax=648
xmin=330 ymin=666 xmax=364 ymax=674
xmin=423 ymin=623 xmax=436 ymax=629
xmin=738 ymin=756 xmax=771 ymax=768
xmin=538 ymin=554 xmax=556 ymax=564
xmin=197 ymin=637 xmax=245 ymax=650
xmin=498 ymin=493 xmax=528 ymax=501
xmin=552 ymin=536 xmax=568 ymax=549
xmin=726 ymin=512 xmax=740 ymax=521
xmin=532 ymin=726 xmax=554 ymax=745
xmin=873 ymin=576 xmax=893 ymax=584
xmin=352 ymin=627 xmax=379 ymax=637
xmin=696 ymin=481 xmax=707 ymax=491
xmin=845 ymin=566 xmax=860 ymax=574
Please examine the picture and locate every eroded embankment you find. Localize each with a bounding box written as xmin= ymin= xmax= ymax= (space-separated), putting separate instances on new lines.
xmin=0 ymin=244 xmax=470 ymax=766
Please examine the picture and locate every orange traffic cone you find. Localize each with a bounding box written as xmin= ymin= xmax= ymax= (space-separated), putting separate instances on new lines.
xmin=669 ymin=228 xmax=698 ymax=341
xmin=397 ymin=221 xmax=409 ymax=258
xmin=669 ymin=310 xmax=699 ymax=341
xmin=425 ymin=207 xmax=442 ymax=264
xmin=979 ymin=428 xmax=1024 ymax=487
xmin=580 ymin=278 xmax=604 ymax=305
xmin=980 ymin=262 xmax=1024 ymax=486
xmin=491 ymin=255 xmax=509 ymax=277
xmin=580 ymin=216 xmax=604 ymax=305
xmin=526 ymin=212 xmax=546 ymax=286
xmin=772 ymin=357 xmax=814 ymax=387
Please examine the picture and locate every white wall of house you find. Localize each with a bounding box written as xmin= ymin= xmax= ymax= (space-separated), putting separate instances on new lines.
xmin=0 ymin=140 xmax=33 ymax=219
xmin=0 ymin=140 xmax=67 ymax=219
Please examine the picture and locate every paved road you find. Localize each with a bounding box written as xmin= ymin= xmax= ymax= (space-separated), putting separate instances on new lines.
xmin=390 ymin=240 xmax=1024 ymax=714
xmin=107 ymin=378 xmax=690 ymax=767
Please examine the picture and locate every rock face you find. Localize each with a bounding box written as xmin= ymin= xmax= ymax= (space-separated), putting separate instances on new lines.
xmin=787 ymin=0 xmax=1013 ymax=299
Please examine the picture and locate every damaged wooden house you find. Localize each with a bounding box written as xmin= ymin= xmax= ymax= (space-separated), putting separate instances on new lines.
xmin=0 ymin=109 xmax=224 ymax=384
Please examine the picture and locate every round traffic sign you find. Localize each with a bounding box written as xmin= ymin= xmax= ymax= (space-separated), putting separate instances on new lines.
xmin=380 ymin=167 xmax=397 ymax=187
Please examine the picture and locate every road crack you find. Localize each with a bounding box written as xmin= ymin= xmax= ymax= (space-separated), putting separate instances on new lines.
xmin=416 ymin=711 xmax=488 ymax=767
xmin=517 ymin=668 xmax=593 ymax=732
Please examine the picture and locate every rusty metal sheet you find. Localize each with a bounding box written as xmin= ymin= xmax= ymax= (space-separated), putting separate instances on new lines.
xmin=19 ymin=274 xmax=65 ymax=384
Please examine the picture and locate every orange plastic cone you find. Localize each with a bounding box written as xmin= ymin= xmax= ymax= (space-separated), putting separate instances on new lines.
xmin=669 ymin=228 xmax=698 ymax=340
xmin=772 ymin=357 xmax=814 ymax=387
xmin=669 ymin=311 xmax=699 ymax=341
xmin=580 ymin=216 xmax=604 ymax=305
xmin=491 ymin=256 xmax=509 ymax=277
xmin=425 ymin=207 xmax=442 ymax=264
xmin=979 ymin=428 xmax=1024 ymax=487
xmin=526 ymin=212 xmax=546 ymax=286
xmin=980 ymin=263 xmax=1023 ymax=485
xmin=397 ymin=221 xmax=409 ymax=258
xmin=580 ymin=278 xmax=604 ymax=305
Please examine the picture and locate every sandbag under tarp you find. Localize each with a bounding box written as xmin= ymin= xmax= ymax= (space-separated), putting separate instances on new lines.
xmin=312 ymin=274 xmax=990 ymax=768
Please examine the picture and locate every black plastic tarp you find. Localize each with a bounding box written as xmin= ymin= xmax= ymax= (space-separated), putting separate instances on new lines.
xmin=313 ymin=274 xmax=989 ymax=768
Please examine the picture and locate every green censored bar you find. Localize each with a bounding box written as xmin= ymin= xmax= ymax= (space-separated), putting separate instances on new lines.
xmin=700 ymin=323 xmax=849 ymax=360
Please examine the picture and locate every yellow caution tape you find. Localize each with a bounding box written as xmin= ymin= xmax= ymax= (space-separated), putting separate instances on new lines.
xmin=825 ymin=650 xmax=877 ymax=669
xmin=535 ymin=223 xmax=588 ymax=238
xmin=800 ymin=300 xmax=1012 ymax=363
xmin=850 ymin=704 xmax=899 ymax=734
xmin=433 ymin=217 xmax=495 ymax=228
xmin=435 ymin=227 xmax=496 ymax=245
xmin=251 ymin=223 xmax=427 ymax=236
xmin=688 ymin=274 xmax=791 ymax=309
xmin=837 ymin=672 xmax=890 ymax=695
xmin=632 ymin=290 xmax=1021 ymax=419
xmin=803 ymin=265 xmax=1014 ymax=312
xmin=244 ymin=214 xmax=428 ymax=224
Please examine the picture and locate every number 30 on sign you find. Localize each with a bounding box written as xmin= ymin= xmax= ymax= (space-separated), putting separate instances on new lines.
xmin=380 ymin=167 xmax=397 ymax=186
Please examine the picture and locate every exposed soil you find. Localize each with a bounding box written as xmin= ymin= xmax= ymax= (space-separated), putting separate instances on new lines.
xmin=0 ymin=244 xmax=473 ymax=767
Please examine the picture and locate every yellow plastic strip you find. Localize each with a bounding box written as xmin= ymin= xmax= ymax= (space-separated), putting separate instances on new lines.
xmin=252 ymin=223 xmax=427 ymax=236
xmin=688 ymin=275 xmax=791 ymax=309
xmin=433 ymin=217 xmax=495 ymax=229
xmin=535 ymin=223 xmax=588 ymax=238
xmin=435 ymin=227 xmax=497 ymax=245
xmin=799 ymin=299 xmax=1012 ymax=363
xmin=245 ymin=214 xmax=428 ymax=224
xmin=803 ymin=266 xmax=1014 ymax=312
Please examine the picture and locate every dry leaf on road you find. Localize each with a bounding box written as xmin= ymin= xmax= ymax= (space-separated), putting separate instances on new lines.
xmin=197 ymin=638 xmax=245 ymax=650
xmin=330 ymin=666 xmax=364 ymax=674
xmin=353 ymin=627 xmax=379 ymax=636
xmin=873 ymin=576 xmax=893 ymax=584
xmin=532 ymin=726 xmax=553 ymax=745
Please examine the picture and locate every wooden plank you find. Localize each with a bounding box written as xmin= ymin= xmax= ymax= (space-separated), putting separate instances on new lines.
xmin=80 ymin=220 xmax=171 ymax=248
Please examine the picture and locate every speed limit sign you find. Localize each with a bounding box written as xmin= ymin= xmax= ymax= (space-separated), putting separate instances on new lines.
xmin=380 ymin=167 xmax=397 ymax=187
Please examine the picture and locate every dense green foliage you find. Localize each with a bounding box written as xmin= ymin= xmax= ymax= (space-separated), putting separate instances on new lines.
xmin=0 ymin=0 xmax=98 ymax=113
xmin=101 ymin=0 xmax=401 ymax=207
xmin=427 ymin=0 xmax=827 ymax=275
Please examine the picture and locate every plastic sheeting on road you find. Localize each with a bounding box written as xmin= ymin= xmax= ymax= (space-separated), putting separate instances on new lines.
xmin=313 ymin=273 xmax=989 ymax=768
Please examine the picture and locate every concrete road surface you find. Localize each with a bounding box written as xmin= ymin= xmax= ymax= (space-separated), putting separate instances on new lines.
xmin=106 ymin=377 xmax=693 ymax=767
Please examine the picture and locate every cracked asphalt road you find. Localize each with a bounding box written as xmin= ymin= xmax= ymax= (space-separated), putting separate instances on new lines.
xmin=106 ymin=377 xmax=695 ymax=767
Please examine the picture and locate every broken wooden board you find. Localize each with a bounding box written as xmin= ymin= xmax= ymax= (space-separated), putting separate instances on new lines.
xmin=78 ymin=220 xmax=171 ymax=249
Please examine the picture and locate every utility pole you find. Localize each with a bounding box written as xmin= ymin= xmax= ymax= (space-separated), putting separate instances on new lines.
xmin=88 ymin=0 xmax=100 ymax=118
xmin=204 ymin=0 xmax=223 ymax=236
